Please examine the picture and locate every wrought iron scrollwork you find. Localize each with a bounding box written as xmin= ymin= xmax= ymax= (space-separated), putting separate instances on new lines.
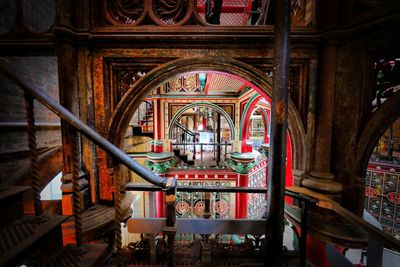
xmin=151 ymin=0 xmax=194 ymax=26
xmin=105 ymin=0 xmax=194 ymax=26
xmin=105 ymin=0 xmax=146 ymax=25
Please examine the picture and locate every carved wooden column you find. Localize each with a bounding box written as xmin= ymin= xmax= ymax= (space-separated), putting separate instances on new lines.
xmin=57 ymin=43 xmax=89 ymax=215
xmin=56 ymin=0 xmax=94 ymax=209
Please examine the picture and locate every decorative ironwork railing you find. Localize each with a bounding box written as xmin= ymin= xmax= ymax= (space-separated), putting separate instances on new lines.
xmin=248 ymin=159 xmax=267 ymax=218
xmin=103 ymin=0 xmax=312 ymax=27
xmin=0 ymin=0 xmax=314 ymax=38
xmin=171 ymin=142 xmax=232 ymax=164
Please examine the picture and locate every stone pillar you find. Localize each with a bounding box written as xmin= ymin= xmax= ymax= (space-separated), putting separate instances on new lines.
xmin=301 ymin=44 xmax=343 ymax=198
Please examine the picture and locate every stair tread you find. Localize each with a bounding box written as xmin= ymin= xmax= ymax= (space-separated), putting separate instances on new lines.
xmin=43 ymin=243 xmax=108 ymax=267
xmin=0 ymin=186 xmax=30 ymax=201
xmin=0 ymin=215 xmax=67 ymax=266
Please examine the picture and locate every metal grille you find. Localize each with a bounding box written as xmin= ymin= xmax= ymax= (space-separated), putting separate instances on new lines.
xmin=196 ymin=0 xmax=252 ymax=26
xmin=248 ymin=161 xmax=267 ymax=219
xmin=365 ymin=162 xmax=400 ymax=240
xmin=176 ymin=180 xmax=234 ymax=219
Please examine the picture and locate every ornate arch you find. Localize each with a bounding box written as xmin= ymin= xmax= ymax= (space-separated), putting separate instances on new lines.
xmin=259 ymin=108 xmax=270 ymax=142
xmin=239 ymin=93 xmax=263 ymax=140
xmin=356 ymin=91 xmax=400 ymax=176
xmin=167 ymin=102 xmax=235 ymax=139
xmin=108 ymin=57 xmax=306 ymax=170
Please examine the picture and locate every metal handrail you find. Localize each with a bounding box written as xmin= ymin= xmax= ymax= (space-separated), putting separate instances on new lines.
xmin=0 ymin=64 xmax=169 ymax=189
xmin=174 ymin=121 xmax=196 ymax=137
xmin=286 ymin=187 xmax=400 ymax=252
xmin=125 ymin=182 xmax=314 ymax=267
xmin=331 ymin=200 xmax=400 ymax=252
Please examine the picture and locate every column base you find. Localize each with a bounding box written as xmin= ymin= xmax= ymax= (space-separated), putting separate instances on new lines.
xmin=301 ymin=171 xmax=343 ymax=198
xmin=292 ymin=169 xmax=305 ymax=187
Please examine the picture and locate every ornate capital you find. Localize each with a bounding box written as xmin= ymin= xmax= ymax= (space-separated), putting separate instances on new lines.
xmin=145 ymin=152 xmax=175 ymax=174
xmin=228 ymin=152 xmax=257 ymax=174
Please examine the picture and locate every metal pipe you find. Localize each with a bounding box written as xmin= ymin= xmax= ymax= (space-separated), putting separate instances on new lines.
xmin=265 ymin=0 xmax=291 ymax=265
xmin=165 ymin=178 xmax=177 ymax=267
xmin=216 ymin=112 xmax=221 ymax=165
xmin=0 ymin=122 xmax=61 ymax=128
xmin=299 ymin=200 xmax=309 ymax=267
xmin=0 ymin=63 xmax=168 ymax=189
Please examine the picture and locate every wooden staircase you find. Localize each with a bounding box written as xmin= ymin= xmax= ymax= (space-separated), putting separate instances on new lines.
xmin=0 ymin=186 xmax=108 ymax=267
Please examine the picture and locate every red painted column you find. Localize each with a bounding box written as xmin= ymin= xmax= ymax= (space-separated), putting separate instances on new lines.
xmin=235 ymin=173 xmax=249 ymax=218
xmin=202 ymin=117 xmax=207 ymax=130
xmin=285 ymin=134 xmax=293 ymax=204
xmin=155 ymin=140 xmax=164 ymax=153
xmin=194 ymin=114 xmax=198 ymax=129
xmin=156 ymin=99 xmax=161 ymax=140
xmin=241 ymin=130 xmax=253 ymax=153
xmin=155 ymin=173 xmax=166 ymax=218
xmin=156 ymin=191 xmax=165 ymax=218
xmin=246 ymin=141 xmax=253 ymax=153
xmin=263 ymin=110 xmax=270 ymax=144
